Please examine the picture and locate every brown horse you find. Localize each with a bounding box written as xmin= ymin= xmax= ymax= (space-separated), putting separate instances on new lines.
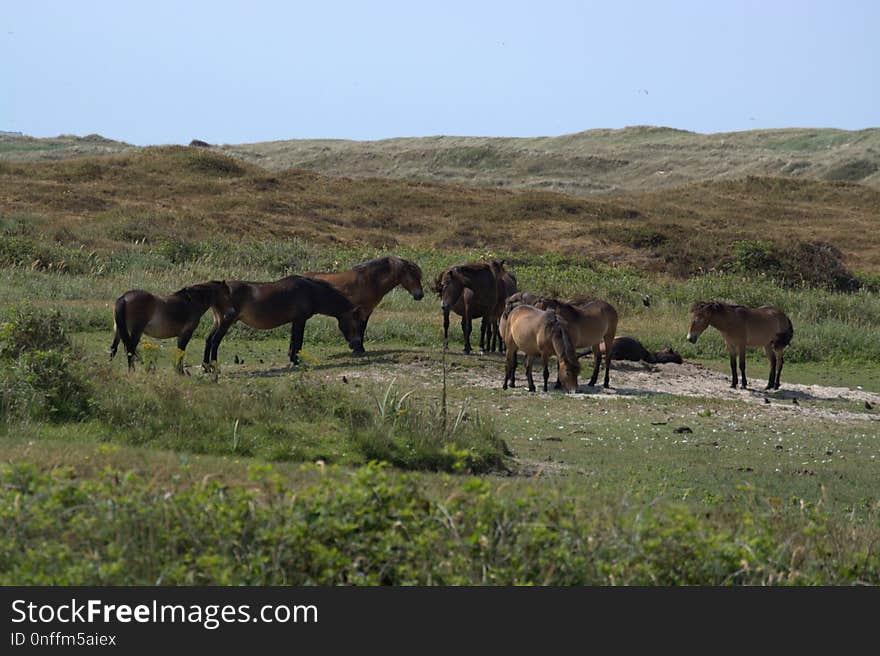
xmin=306 ymin=256 xmax=424 ymax=345
xmin=597 ymin=337 xmax=683 ymax=364
xmin=687 ymin=301 xmax=793 ymax=390
xmin=501 ymin=305 xmax=580 ymax=392
xmin=111 ymin=280 xmax=236 ymax=372
xmin=502 ymin=291 xmax=545 ymax=318
xmin=536 ymin=297 xmax=618 ymax=388
xmin=436 ymin=260 xmax=517 ymax=353
xmin=203 ymin=275 xmax=365 ymax=368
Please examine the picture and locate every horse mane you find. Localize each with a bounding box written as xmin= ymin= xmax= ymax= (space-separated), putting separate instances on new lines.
xmin=173 ymin=280 xmax=223 ymax=303
xmin=568 ymin=294 xmax=598 ymax=306
xmin=546 ymin=312 xmax=580 ymax=375
xmin=690 ymin=300 xmax=743 ymax=313
xmin=353 ymin=256 xmax=422 ymax=289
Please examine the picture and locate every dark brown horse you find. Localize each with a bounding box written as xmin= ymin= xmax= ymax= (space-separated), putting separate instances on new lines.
xmin=111 ymin=280 xmax=236 ymax=372
xmin=436 ymin=260 xmax=517 ymax=353
xmin=596 ymin=337 xmax=683 ymax=364
xmin=203 ymin=275 xmax=365 ymax=368
xmin=687 ymin=301 xmax=793 ymax=390
xmin=306 ymin=256 xmax=424 ymax=345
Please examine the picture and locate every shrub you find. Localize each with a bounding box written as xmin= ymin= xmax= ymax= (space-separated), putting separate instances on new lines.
xmin=1 ymin=462 xmax=876 ymax=585
xmin=0 ymin=305 xmax=71 ymax=358
xmin=0 ymin=349 xmax=92 ymax=422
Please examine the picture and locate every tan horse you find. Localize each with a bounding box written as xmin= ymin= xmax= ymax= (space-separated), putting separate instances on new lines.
xmin=204 ymin=276 xmax=365 ymax=368
xmin=687 ymin=301 xmax=794 ymax=390
xmin=501 ymin=305 xmax=580 ymax=392
xmin=536 ymin=298 xmax=618 ymax=388
xmin=436 ymin=260 xmax=517 ymax=353
xmin=307 ymin=256 xmax=424 ymax=346
xmin=111 ymin=280 xmax=236 ymax=372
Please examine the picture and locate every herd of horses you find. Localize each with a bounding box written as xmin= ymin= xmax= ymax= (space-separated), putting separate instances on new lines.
xmin=110 ymin=255 xmax=794 ymax=391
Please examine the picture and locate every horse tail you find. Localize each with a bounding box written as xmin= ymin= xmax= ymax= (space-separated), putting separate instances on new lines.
xmin=113 ymin=296 xmax=135 ymax=357
xmin=772 ymin=317 xmax=794 ymax=349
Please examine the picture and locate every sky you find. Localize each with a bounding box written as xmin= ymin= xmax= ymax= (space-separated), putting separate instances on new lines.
xmin=2 ymin=1 xmax=878 ymax=145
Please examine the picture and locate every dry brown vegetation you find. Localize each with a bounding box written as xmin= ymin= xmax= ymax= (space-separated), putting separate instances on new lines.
xmin=1 ymin=145 xmax=879 ymax=276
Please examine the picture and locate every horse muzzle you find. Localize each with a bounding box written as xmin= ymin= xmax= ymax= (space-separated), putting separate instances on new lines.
xmin=686 ymin=333 xmax=698 ymax=344
xmin=223 ymin=308 xmax=238 ymax=322
xmin=412 ymin=290 xmax=424 ymax=301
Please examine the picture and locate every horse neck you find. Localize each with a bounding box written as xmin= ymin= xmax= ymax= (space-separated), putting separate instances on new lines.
xmin=373 ymin=266 xmax=403 ymax=297
xmin=179 ymin=287 xmax=212 ymax=313
xmin=707 ymin=306 xmax=736 ymax=332
xmin=311 ymin=286 xmax=352 ymax=318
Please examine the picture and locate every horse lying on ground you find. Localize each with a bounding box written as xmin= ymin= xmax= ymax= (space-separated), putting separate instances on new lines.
xmin=501 ymin=304 xmax=580 ymax=392
xmin=307 ymin=256 xmax=424 ymax=347
xmin=591 ymin=336 xmax=683 ymax=364
xmin=687 ymin=301 xmax=793 ymax=390
xmin=111 ymin=280 xmax=236 ymax=372
xmin=203 ymin=275 xmax=364 ymax=369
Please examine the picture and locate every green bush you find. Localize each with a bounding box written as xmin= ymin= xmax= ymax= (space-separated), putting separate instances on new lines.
xmin=0 ymin=305 xmax=71 ymax=358
xmin=1 ymin=462 xmax=876 ymax=585
xmin=0 ymin=349 xmax=92 ymax=422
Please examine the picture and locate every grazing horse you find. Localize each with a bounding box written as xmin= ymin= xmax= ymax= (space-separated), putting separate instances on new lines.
xmin=436 ymin=260 xmax=517 ymax=353
xmin=501 ymin=305 xmax=580 ymax=392
xmin=111 ymin=280 xmax=236 ymax=372
xmin=597 ymin=336 xmax=683 ymax=364
xmin=203 ymin=276 xmax=365 ymax=368
xmin=687 ymin=301 xmax=793 ymax=390
xmin=536 ymin=297 xmax=618 ymax=388
xmin=307 ymin=256 xmax=424 ymax=345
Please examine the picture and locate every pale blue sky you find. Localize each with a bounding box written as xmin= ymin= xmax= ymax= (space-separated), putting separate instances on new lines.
xmin=3 ymin=1 xmax=878 ymax=145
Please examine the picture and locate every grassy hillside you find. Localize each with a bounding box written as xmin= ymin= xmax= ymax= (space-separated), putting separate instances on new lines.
xmin=4 ymin=126 xmax=879 ymax=197
xmin=216 ymin=126 xmax=880 ymax=195
xmin=2 ymin=146 xmax=880 ymax=276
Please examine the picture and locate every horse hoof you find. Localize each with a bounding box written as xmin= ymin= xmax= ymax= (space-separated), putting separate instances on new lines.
xmin=528 ymin=387 xmax=536 ymax=393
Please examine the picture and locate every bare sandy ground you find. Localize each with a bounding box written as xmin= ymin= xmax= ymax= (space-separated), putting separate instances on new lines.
xmin=340 ymin=352 xmax=880 ymax=424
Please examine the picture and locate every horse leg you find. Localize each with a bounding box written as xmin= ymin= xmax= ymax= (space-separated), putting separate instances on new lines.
xmin=462 ymin=315 xmax=472 ymax=354
xmin=174 ymin=326 xmax=196 ymax=374
xmin=110 ymin=329 xmax=120 ymax=359
xmin=764 ymin=345 xmax=776 ymax=390
xmin=774 ymin=349 xmax=785 ymax=389
xmin=727 ymin=345 xmax=738 ymax=389
xmin=442 ymin=308 xmax=451 ymax=348
xmin=203 ymin=326 xmax=217 ymax=366
xmin=543 ymin=357 xmax=550 ymax=392
xmin=525 ymin=355 xmax=536 ymax=392
xmin=603 ymin=335 xmax=613 ymax=389
xmin=289 ymin=319 xmax=305 ymax=365
xmin=126 ymin=327 xmax=144 ymax=372
xmin=588 ymin=344 xmax=601 ymax=387
xmin=738 ymin=345 xmax=747 ymax=389
xmin=479 ymin=318 xmax=487 ymax=353
xmin=503 ymin=347 xmax=517 ymax=389
xmin=208 ymin=319 xmax=234 ymax=369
